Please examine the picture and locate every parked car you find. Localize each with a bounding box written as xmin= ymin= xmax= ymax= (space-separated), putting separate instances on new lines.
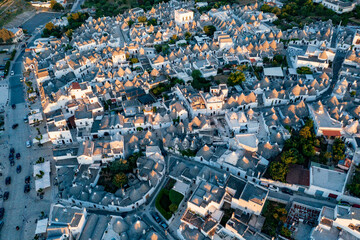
xmin=24 ymin=184 xmax=30 ymax=193
xmin=10 ymin=71 xmax=14 ymax=76
xmin=12 ymin=124 xmax=18 ymax=129
xmin=26 ymin=140 xmax=32 ymax=148
xmin=8 ymin=153 xmax=14 ymax=161
xmin=10 ymin=148 xmax=14 ymax=154
xmin=10 ymin=160 xmax=15 ymax=167
xmin=11 ymin=104 xmax=16 ymax=109
xmin=3 ymin=192 xmax=9 ymax=201
xmin=25 ymin=176 xmax=30 ymax=184
xmin=161 ymin=222 xmax=167 ymax=229
xmin=269 ymin=185 xmax=279 ymax=192
xmin=281 ymin=188 xmax=294 ymax=195
xmin=23 ymin=116 xmax=28 ymax=123
xmin=5 ymin=177 xmax=11 ymax=185
xmin=0 ymin=208 xmax=4 ymax=220
xmin=16 ymin=165 xmax=21 ymax=174
xmin=16 ymin=153 xmax=20 ymax=159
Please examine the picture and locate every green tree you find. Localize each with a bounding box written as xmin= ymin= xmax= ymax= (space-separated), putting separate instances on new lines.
xmin=45 ymin=22 xmax=55 ymax=31
xmin=128 ymin=20 xmax=135 ymax=27
xmin=50 ymin=0 xmax=64 ymax=11
xmin=191 ymin=70 xmax=202 ymax=81
xmin=227 ymin=71 xmax=245 ymax=86
xmin=130 ymin=58 xmax=139 ymax=64
xmin=332 ymin=138 xmax=345 ymax=163
xmin=112 ymin=172 xmax=128 ymax=188
xmin=269 ymin=162 xmax=288 ymax=182
xmin=185 ymin=31 xmax=191 ymax=39
xmin=147 ymin=18 xmax=157 ymax=26
xmin=138 ymin=16 xmax=147 ymax=22
xmin=0 ymin=28 xmax=14 ymax=43
xmin=281 ymin=148 xmax=304 ymax=165
xmin=203 ymin=25 xmax=216 ymax=36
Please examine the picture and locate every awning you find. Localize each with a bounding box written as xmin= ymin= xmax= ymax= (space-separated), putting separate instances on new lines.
xmin=35 ymin=218 xmax=48 ymax=234
xmin=328 ymin=193 xmax=338 ymax=199
xmin=322 ymin=130 xmax=342 ymax=137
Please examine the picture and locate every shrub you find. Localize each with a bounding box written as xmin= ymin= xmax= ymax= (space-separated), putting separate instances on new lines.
xmin=155 ymin=189 xmax=172 ymax=220
xmin=169 ymin=190 xmax=184 ymax=205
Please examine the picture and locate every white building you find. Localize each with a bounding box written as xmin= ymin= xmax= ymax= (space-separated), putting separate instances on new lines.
xmin=174 ymin=9 xmax=194 ymax=26
xmin=307 ymin=163 xmax=349 ymax=200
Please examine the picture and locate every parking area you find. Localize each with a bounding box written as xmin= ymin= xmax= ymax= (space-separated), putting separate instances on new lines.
xmin=21 ymin=12 xmax=63 ymax=34
xmin=0 ymin=102 xmax=53 ymax=240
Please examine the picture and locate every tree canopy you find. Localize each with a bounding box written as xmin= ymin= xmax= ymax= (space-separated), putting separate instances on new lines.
xmin=112 ymin=172 xmax=128 ymax=188
xmin=203 ymin=25 xmax=216 ymax=36
xmin=50 ymin=0 xmax=64 ymax=11
xmin=227 ymin=71 xmax=246 ymax=86
xmin=0 ymin=29 xmax=15 ymax=43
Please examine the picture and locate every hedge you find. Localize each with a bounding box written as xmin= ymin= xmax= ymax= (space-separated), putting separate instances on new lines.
xmin=155 ymin=189 xmax=184 ymax=220
xmin=169 ymin=189 xmax=184 ymax=206
xmin=155 ymin=189 xmax=172 ymax=220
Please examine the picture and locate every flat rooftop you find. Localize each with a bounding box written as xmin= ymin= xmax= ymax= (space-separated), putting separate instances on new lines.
xmin=311 ymin=164 xmax=347 ymax=193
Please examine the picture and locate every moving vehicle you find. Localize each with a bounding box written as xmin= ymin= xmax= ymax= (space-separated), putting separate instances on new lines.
xmin=16 ymin=165 xmax=21 ymax=174
xmin=12 ymin=124 xmax=18 ymax=129
xmin=11 ymin=104 xmax=16 ymax=109
xmin=10 ymin=71 xmax=14 ymax=76
xmin=5 ymin=177 xmax=11 ymax=185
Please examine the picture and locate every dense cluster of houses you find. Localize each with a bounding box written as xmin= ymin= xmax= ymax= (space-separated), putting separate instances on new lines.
xmin=23 ymin=0 xmax=360 ymax=239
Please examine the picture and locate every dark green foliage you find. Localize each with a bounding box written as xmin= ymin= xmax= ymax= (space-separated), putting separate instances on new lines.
xmin=332 ymin=138 xmax=345 ymax=163
xmin=147 ymin=18 xmax=157 ymax=26
xmin=42 ymin=12 xmax=89 ymax=39
xmin=51 ymin=0 xmax=64 ymax=11
xmin=98 ymin=152 xmax=143 ymax=193
xmin=261 ymin=201 xmax=288 ymax=237
xmin=203 ymin=25 xmax=216 ymax=36
xmin=10 ymin=50 xmax=16 ymax=61
xmin=155 ymin=189 xmax=172 ymax=219
xmin=261 ymin=0 xmax=360 ymax=29
xmin=297 ymin=66 xmax=313 ymax=74
xmin=348 ymin=167 xmax=360 ymax=197
xmin=180 ymin=149 xmax=197 ymax=157
xmin=4 ymin=61 xmax=10 ymax=76
xmin=269 ymin=119 xmax=316 ymax=182
xmin=169 ymin=189 xmax=184 ymax=205
xmin=150 ymin=77 xmax=184 ymax=97
xmin=191 ymin=70 xmax=211 ymax=91
xmin=155 ymin=188 xmax=184 ymax=220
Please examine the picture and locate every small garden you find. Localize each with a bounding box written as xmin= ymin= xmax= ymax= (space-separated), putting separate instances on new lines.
xmin=261 ymin=201 xmax=290 ymax=238
xmin=267 ymin=119 xmax=346 ymax=182
xmin=347 ymin=166 xmax=360 ymax=198
xmin=98 ymin=152 xmax=142 ymax=193
xmin=155 ymin=178 xmax=184 ymax=220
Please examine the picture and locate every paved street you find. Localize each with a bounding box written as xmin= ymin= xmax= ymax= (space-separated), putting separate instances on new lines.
xmin=0 ymin=14 xmax=58 ymax=239
xmin=0 ymin=103 xmax=53 ymax=240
